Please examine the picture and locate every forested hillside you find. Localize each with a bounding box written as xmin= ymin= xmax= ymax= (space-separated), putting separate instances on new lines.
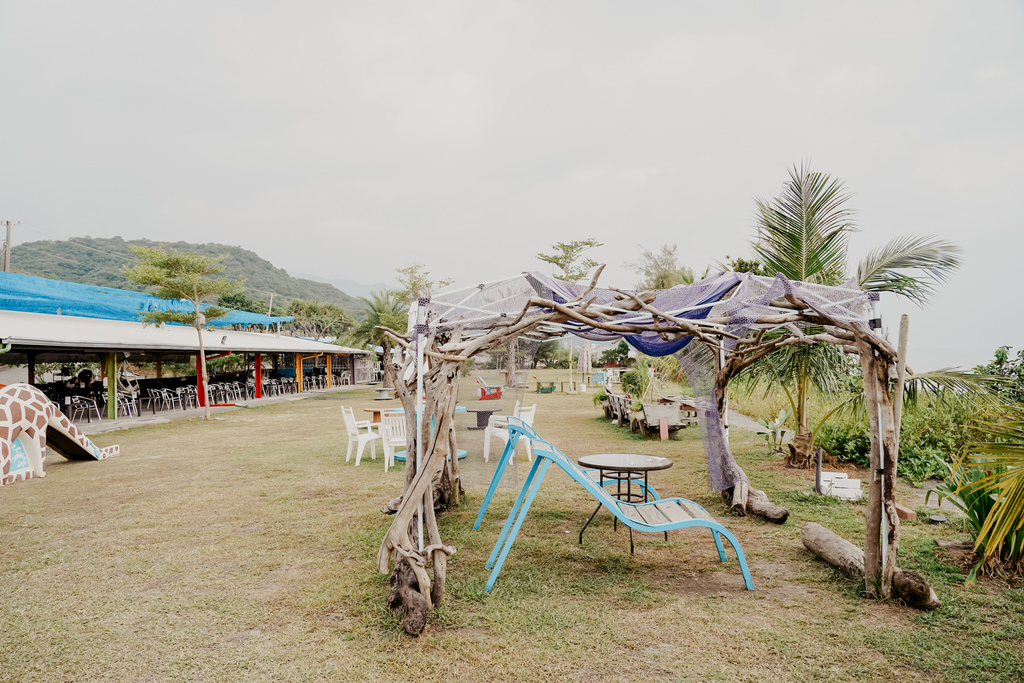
xmin=10 ymin=236 xmax=366 ymax=313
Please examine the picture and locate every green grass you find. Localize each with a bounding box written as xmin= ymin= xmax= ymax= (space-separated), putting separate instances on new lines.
xmin=0 ymin=370 xmax=1021 ymax=681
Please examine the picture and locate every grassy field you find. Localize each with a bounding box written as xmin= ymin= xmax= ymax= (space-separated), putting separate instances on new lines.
xmin=1 ymin=369 xmax=1022 ymax=682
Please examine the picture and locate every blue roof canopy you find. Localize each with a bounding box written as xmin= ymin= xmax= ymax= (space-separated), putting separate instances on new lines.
xmin=0 ymin=271 xmax=293 ymax=327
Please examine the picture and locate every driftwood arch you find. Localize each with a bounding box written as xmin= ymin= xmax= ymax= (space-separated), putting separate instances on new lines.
xmin=377 ymin=268 xmax=932 ymax=634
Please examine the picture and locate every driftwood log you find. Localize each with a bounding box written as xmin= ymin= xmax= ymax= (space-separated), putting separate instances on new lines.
xmin=801 ymin=522 xmax=940 ymax=610
xmin=726 ymin=481 xmax=789 ymax=524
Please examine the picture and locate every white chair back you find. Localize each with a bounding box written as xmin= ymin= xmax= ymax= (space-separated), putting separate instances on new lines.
xmin=380 ymin=413 xmax=407 ymax=471
xmin=381 ymin=413 xmax=406 ymax=442
xmin=518 ymin=404 xmax=537 ymax=426
xmin=341 ymin=406 xmax=360 ymax=435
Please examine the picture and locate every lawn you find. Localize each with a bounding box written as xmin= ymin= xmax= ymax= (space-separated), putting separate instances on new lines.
xmin=1 ymin=370 xmax=1022 ymax=682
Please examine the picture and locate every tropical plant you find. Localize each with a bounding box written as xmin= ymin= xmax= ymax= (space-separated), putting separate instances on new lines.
xmin=351 ymin=290 xmax=409 ymax=388
xmin=744 ymin=162 xmax=963 ymax=459
xmin=218 ymin=291 xmax=268 ymax=315
xmin=621 ymin=355 xmax=652 ymax=402
xmin=951 ymin=407 xmax=1024 ymax=579
xmin=757 ymin=408 xmax=792 ymax=454
xmin=123 ymin=245 xmax=241 ymax=420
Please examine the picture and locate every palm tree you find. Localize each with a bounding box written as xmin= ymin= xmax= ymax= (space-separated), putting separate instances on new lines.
xmin=748 ymin=163 xmax=963 ymax=458
xmin=351 ymin=290 xmax=409 ymax=388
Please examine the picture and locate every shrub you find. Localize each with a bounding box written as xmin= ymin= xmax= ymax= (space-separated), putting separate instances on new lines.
xmin=817 ymin=399 xmax=977 ymax=484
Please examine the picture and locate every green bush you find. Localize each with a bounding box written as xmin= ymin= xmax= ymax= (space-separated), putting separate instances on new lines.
xmin=817 ymin=400 xmax=976 ymax=483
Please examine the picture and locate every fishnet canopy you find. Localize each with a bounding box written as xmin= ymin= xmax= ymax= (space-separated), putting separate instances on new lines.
xmin=411 ymin=271 xmax=874 ymax=492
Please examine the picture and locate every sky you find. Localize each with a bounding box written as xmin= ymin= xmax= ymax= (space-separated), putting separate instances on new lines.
xmin=1 ymin=1 xmax=1021 ymax=371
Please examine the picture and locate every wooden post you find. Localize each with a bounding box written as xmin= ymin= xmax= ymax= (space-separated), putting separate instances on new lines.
xmin=295 ymin=353 xmax=303 ymax=392
xmin=195 ymin=353 xmax=205 ymax=407
xmin=27 ymin=353 xmax=36 ymax=385
xmin=156 ymin=357 xmax=163 ymax=379
xmin=326 ymin=354 xmax=333 ymax=389
xmin=107 ymin=353 xmax=117 ymax=420
xmin=254 ymin=353 xmax=263 ymax=398
xmin=893 ymin=315 xmax=909 ymax=459
xmin=856 ymin=332 xmax=883 ymax=596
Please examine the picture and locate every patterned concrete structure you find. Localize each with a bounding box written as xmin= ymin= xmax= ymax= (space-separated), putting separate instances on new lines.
xmin=0 ymin=383 xmax=119 ymax=486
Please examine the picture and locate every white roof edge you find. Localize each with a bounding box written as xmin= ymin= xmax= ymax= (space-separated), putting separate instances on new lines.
xmin=0 ymin=310 xmax=369 ymax=355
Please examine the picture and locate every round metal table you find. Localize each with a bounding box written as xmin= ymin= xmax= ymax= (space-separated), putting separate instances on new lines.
xmin=576 ymin=453 xmax=673 ymax=552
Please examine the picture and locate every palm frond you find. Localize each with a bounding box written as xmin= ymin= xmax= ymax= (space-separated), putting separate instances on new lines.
xmin=857 ymin=235 xmax=963 ymax=306
xmin=903 ymin=368 xmax=1007 ymax=410
xmin=752 ymin=163 xmax=855 ymax=284
xmin=958 ymin=409 xmax=1024 ymax=563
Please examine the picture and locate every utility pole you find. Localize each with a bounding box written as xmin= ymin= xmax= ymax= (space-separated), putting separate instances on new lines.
xmin=2 ymin=220 xmax=12 ymax=272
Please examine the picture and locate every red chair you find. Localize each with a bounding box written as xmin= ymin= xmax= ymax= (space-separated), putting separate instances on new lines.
xmin=476 ymin=377 xmax=503 ymax=400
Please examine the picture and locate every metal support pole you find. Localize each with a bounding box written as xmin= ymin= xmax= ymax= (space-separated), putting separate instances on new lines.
xmin=416 ymin=323 xmax=426 ymax=552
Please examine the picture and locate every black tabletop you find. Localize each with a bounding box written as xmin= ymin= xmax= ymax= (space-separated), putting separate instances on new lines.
xmin=577 ymin=453 xmax=673 ymax=472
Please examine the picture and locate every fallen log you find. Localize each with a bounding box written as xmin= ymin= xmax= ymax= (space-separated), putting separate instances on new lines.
xmin=726 ymin=482 xmax=789 ymax=524
xmin=801 ymin=522 xmax=941 ymax=610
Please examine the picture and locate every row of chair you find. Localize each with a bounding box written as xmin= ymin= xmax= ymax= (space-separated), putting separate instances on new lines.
xmin=341 ymin=406 xmax=408 ymax=472
xmin=342 ymin=402 xmax=540 ymax=471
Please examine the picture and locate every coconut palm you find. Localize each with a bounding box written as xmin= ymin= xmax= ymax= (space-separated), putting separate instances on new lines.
xmin=747 ymin=163 xmax=963 ymax=457
xmin=351 ymin=290 xmax=409 ymax=388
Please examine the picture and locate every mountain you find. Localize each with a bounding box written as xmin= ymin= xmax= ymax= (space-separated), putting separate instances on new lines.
xmin=293 ymin=273 xmax=394 ymax=299
xmin=9 ymin=236 xmax=366 ymax=313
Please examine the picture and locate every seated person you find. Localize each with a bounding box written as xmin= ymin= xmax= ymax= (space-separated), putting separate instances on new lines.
xmin=66 ymin=369 xmax=94 ymax=393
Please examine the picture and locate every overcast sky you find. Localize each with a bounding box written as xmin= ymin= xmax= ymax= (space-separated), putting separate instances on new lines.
xmin=1 ymin=1 xmax=1021 ymax=371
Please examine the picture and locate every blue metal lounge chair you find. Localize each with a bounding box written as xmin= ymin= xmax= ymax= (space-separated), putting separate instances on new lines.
xmin=474 ymin=419 xmax=660 ymax=530
xmin=479 ymin=418 xmax=754 ymax=592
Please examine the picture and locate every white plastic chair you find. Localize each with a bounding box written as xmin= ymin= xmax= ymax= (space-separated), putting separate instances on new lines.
xmin=69 ymin=395 xmax=102 ymax=422
xmin=484 ymin=403 xmax=536 ymax=462
xmin=342 ymin=406 xmax=381 ymax=466
xmin=379 ymin=412 xmax=408 ymax=473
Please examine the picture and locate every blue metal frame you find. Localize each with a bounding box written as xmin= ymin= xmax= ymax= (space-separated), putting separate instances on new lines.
xmin=473 ymin=428 xmax=659 ymax=531
xmin=480 ymin=418 xmax=755 ymax=592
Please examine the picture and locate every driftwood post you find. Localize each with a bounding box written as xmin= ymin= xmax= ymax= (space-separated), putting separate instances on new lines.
xmin=854 ymin=326 xmax=902 ymax=597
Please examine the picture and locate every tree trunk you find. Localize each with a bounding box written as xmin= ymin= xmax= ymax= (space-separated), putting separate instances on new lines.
xmin=505 ymin=337 xmax=519 ymax=388
xmin=801 ymin=522 xmax=940 ymax=610
xmin=709 ymin=351 xmax=790 ymax=524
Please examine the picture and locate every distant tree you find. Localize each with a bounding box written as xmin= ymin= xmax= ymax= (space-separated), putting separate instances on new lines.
xmin=724 ymin=256 xmax=768 ymax=276
xmin=218 ymin=291 xmax=267 ymax=314
xmin=599 ymin=340 xmax=631 ymax=367
xmin=394 ymin=263 xmax=453 ymax=306
xmin=123 ymin=246 xmax=241 ymax=420
xmin=285 ymin=299 xmax=350 ymax=341
xmin=535 ymin=339 xmax=566 ymax=368
xmin=976 ymin=346 xmax=1024 ymax=403
xmin=625 ymin=243 xmax=695 ymax=289
xmin=537 ymin=239 xmax=603 ymax=282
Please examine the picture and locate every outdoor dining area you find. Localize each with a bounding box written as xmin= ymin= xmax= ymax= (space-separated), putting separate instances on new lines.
xmin=342 ymin=378 xmax=540 ymax=480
